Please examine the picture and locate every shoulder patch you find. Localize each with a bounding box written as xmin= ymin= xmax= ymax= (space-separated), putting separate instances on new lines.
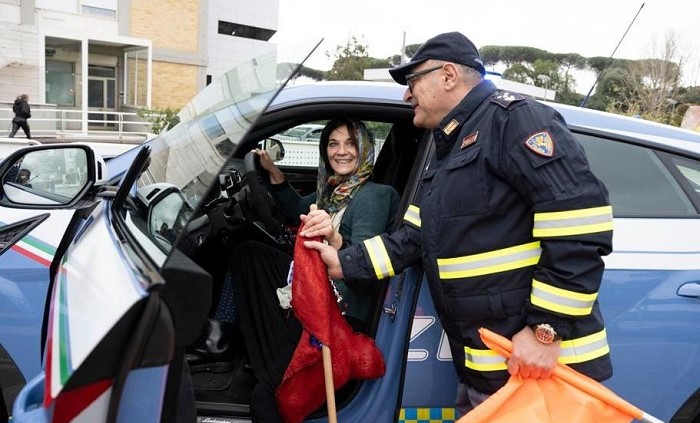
xmin=524 ymin=131 xmax=555 ymax=157
xmin=491 ymin=91 xmax=526 ymax=109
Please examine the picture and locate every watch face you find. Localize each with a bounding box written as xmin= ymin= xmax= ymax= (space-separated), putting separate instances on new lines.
xmin=535 ymin=324 xmax=556 ymax=344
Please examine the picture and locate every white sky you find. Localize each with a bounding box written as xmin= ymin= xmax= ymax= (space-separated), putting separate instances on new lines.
xmin=272 ymin=0 xmax=700 ymax=93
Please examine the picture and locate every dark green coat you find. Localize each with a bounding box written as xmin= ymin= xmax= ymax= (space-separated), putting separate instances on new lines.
xmin=271 ymin=180 xmax=400 ymax=322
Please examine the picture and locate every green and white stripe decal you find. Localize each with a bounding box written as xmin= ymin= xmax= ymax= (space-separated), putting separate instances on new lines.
xmin=12 ymin=234 xmax=56 ymax=267
xmin=2 ymin=208 xmax=75 ymax=267
xmin=47 ymin=209 xmax=146 ymax=400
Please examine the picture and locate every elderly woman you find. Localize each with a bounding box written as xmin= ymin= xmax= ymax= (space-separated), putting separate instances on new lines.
xmin=198 ymin=118 xmax=399 ymax=422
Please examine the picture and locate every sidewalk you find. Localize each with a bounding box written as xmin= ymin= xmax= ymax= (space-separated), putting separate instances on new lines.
xmin=0 ymin=133 xmax=153 ymax=159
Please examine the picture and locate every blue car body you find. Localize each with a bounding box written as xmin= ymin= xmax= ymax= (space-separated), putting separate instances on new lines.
xmin=1 ymin=73 xmax=700 ymax=423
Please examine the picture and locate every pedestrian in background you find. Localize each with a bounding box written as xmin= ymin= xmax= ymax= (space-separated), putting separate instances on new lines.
xmin=9 ymin=94 xmax=31 ymax=139
xmin=303 ymin=31 xmax=614 ymax=417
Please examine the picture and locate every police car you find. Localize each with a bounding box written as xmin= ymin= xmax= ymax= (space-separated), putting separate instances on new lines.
xmin=1 ymin=42 xmax=699 ymax=423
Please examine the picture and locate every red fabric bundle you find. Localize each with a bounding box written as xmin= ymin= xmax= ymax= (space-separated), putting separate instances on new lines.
xmin=276 ymin=227 xmax=386 ymax=423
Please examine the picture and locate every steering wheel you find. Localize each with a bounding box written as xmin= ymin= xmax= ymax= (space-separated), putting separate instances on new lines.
xmin=241 ymin=150 xmax=289 ymax=243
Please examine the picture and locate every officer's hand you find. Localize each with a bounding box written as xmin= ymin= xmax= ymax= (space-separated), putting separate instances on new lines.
xmin=303 ymin=240 xmax=344 ymax=279
xmin=300 ymin=204 xmax=342 ymax=248
xmin=507 ymin=326 xmax=560 ymax=379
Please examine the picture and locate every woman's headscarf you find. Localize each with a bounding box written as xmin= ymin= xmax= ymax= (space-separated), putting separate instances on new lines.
xmin=316 ymin=118 xmax=375 ymax=214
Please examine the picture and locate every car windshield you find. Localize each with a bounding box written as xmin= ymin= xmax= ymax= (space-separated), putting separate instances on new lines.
xmin=118 ymin=40 xmax=322 ymax=264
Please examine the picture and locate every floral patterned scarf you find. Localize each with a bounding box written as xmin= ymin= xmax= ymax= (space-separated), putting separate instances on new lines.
xmin=316 ymin=119 xmax=375 ymax=214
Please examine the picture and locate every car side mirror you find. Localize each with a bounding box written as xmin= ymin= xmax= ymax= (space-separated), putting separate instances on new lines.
xmin=259 ymin=138 xmax=285 ymax=162
xmin=0 ymin=144 xmax=104 ymax=208
xmin=134 ymin=182 xmax=194 ymax=254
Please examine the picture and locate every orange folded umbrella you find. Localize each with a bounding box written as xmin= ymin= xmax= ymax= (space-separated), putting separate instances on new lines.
xmin=457 ymin=328 xmax=664 ymax=423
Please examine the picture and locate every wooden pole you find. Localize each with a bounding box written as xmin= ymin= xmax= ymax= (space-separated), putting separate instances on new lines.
xmin=322 ymin=345 xmax=338 ymax=423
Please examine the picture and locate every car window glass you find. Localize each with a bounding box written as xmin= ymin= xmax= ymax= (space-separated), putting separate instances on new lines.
xmin=669 ymin=155 xmax=700 ymax=197
xmin=576 ymin=133 xmax=697 ymax=216
xmin=114 ymin=41 xmax=321 ymax=266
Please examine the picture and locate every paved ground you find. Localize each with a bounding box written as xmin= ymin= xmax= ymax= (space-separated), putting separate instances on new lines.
xmin=0 ymin=134 xmax=148 ymax=159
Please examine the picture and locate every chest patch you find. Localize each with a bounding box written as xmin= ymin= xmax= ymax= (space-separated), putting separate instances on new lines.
xmin=461 ymin=131 xmax=478 ymax=149
xmin=524 ymin=131 xmax=555 ymax=157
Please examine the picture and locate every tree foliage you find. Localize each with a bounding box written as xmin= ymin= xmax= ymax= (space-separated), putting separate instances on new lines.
xmin=324 ymin=36 xmax=390 ymax=81
xmin=297 ymin=65 xmax=325 ymax=81
xmin=603 ymin=32 xmax=686 ymax=124
xmin=298 ymin=32 xmax=698 ymax=128
xmin=137 ymin=107 xmax=179 ymax=134
xmin=404 ymin=43 xmax=422 ymax=59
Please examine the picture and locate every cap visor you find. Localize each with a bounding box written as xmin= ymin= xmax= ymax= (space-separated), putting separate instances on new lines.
xmin=389 ymin=59 xmax=425 ymax=85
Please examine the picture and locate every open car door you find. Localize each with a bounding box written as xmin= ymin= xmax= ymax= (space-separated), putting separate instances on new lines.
xmin=0 ymin=144 xmax=107 ymax=421
xmin=10 ymin=40 xmax=322 ymax=423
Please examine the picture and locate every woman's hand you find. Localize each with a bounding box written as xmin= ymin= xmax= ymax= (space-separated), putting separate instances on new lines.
xmin=253 ymin=148 xmax=285 ymax=184
xmin=301 ymin=204 xmax=343 ymax=249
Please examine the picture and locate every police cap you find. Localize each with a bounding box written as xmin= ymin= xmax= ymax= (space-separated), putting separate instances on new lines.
xmin=389 ymin=32 xmax=486 ymax=85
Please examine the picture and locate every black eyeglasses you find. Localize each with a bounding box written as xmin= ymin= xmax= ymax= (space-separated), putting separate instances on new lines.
xmin=405 ymin=65 xmax=443 ymax=91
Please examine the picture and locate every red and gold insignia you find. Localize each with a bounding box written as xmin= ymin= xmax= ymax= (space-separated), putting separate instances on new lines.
xmin=524 ymin=131 xmax=555 ymax=157
xmin=461 ymin=131 xmax=478 ymax=149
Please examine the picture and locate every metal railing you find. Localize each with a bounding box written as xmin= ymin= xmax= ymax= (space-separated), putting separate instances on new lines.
xmin=0 ymin=107 xmax=153 ymax=142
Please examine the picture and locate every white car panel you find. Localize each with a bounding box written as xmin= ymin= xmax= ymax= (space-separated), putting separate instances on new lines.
xmin=605 ymin=218 xmax=700 ymax=270
xmin=47 ymin=202 xmax=147 ymax=399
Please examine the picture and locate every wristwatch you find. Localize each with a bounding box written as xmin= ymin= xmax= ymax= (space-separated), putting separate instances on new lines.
xmin=531 ymin=323 xmax=561 ymax=344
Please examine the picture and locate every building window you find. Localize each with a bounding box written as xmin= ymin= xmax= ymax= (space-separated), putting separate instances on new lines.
xmin=46 ymin=61 xmax=76 ymax=107
xmin=124 ymin=49 xmax=148 ymax=107
xmin=88 ymin=65 xmax=115 ymax=78
xmin=80 ymin=0 xmax=117 ymax=19
xmin=217 ymin=20 xmax=276 ymax=41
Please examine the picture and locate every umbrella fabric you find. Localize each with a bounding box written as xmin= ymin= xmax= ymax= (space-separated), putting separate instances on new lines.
xmin=458 ymin=328 xmax=643 ymax=423
xmin=276 ymin=227 xmax=385 ymax=423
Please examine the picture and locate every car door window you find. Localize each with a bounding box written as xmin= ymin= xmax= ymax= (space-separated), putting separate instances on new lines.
xmin=114 ymin=44 xmax=320 ymax=266
xmin=669 ymin=155 xmax=700 ymax=195
xmin=267 ymin=120 xmax=394 ymax=197
xmin=272 ymin=121 xmax=392 ymax=170
xmin=576 ymin=133 xmax=698 ymax=216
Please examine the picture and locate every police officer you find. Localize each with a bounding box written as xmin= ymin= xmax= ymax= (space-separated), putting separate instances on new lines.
xmin=302 ymin=31 xmax=613 ymax=415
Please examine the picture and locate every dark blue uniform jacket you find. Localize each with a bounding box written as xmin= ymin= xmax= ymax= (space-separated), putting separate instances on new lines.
xmin=340 ymin=80 xmax=614 ymax=394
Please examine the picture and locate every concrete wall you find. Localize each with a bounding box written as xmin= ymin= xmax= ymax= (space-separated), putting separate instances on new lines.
xmin=0 ymin=24 xmax=41 ymax=103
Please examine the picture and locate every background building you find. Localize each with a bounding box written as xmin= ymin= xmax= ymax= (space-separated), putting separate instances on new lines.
xmin=0 ymin=0 xmax=279 ymax=138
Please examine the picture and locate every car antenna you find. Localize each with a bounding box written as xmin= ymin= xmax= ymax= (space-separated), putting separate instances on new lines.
xmin=579 ymin=3 xmax=645 ymax=108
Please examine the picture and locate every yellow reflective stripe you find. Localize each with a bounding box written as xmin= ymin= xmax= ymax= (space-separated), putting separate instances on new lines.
xmin=533 ymin=206 xmax=613 ymax=237
xmin=464 ymin=347 xmax=507 ymax=371
xmin=530 ymin=279 xmax=598 ymax=316
xmin=558 ymin=329 xmax=610 ymax=364
xmin=403 ymin=204 xmax=421 ymax=228
xmin=438 ymin=242 xmax=541 ymax=279
xmin=466 ymin=329 xmax=610 ymax=371
xmin=363 ymin=236 xmax=395 ymax=280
